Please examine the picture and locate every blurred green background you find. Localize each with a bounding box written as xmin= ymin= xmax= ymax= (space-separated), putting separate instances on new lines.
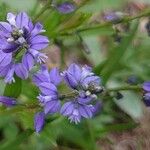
xmin=0 ymin=0 xmax=150 ymax=149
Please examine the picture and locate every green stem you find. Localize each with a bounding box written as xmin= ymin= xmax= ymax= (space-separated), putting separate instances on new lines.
xmin=107 ymin=85 xmax=142 ymax=92
xmin=0 ymin=85 xmax=142 ymax=114
xmin=60 ymin=9 xmax=150 ymax=36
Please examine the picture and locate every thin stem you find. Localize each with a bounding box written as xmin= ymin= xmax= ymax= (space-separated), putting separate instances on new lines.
xmin=0 ymin=85 xmax=142 ymax=114
xmin=60 ymin=9 xmax=150 ymax=36
xmin=107 ymin=85 xmax=142 ymax=92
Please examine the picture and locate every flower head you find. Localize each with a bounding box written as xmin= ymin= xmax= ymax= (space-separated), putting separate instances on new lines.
xmin=33 ymin=64 xmax=102 ymax=129
xmin=62 ymin=63 xmax=102 ymax=95
xmin=0 ymin=12 xmax=49 ymax=83
xmin=59 ymin=64 xmax=103 ymax=123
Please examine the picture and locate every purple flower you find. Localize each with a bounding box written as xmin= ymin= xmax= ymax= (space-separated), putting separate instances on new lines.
xmin=0 ymin=12 xmax=49 ymax=83
xmin=33 ymin=65 xmax=62 ymax=87
xmin=0 ymin=96 xmax=17 ymax=107
xmin=62 ymin=63 xmax=102 ymax=94
xmin=33 ymin=64 xmax=103 ymax=126
xmin=33 ymin=66 xmax=62 ymax=115
xmin=60 ymin=100 xmax=94 ymax=124
xmin=60 ymin=95 xmax=102 ymax=123
xmin=143 ymin=81 xmax=150 ymax=92
xmin=56 ymin=2 xmax=76 ymax=14
xmin=143 ymin=93 xmax=150 ymax=107
xmin=34 ymin=112 xmax=45 ymax=133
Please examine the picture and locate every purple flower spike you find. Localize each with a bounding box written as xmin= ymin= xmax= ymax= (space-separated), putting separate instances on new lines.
xmin=56 ymin=2 xmax=76 ymax=14
xmin=143 ymin=81 xmax=150 ymax=92
xmin=34 ymin=112 xmax=45 ymax=133
xmin=0 ymin=12 xmax=49 ymax=83
xmin=0 ymin=96 xmax=17 ymax=107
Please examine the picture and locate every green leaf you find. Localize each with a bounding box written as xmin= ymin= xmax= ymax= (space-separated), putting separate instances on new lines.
xmin=114 ymin=91 xmax=143 ymax=120
xmin=3 ymin=76 xmax=22 ymax=98
xmin=1 ymin=129 xmax=33 ymax=150
xmin=82 ymin=35 xmax=104 ymax=65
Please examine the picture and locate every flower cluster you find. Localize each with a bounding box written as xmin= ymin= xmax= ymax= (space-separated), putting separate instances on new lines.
xmin=33 ymin=64 xmax=103 ymax=133
xmin=0 ymin=12 xmax=49 ymax=83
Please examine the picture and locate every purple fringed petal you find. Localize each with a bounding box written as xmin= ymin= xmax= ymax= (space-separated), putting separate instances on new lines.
xmin=22 ymin=53 xmax=34 ymax=71
xmin=30 ymin=35 xmax=49 ymax=50
xmin=79 ymin=105 xmax=93 ymax=118
xmin=16 ymin=12 xmax=29 ymax=28
xmin=0 ymin=96 xmax=17 ymax=107
xmin=68 ymin=108 xmax=81 ymax=124
xmin=0 ymin=51 xmax=12 ymax=67
xmin=15 ymin=63 xmax=28 ymax=79
xmin=143 ymin=81 xmax=150 ymax=92
xmin=44 ymin=100 xmax=61 ymax=114
xmin=34 ymin=112 xmax=45 ymax=133
xmin=39 ymin=82 xmax=57 ymax=96
xmin=56 ymin=2 xmax=76 ymax=14
xmin=60 ymin=101 xmax=74 ymax=116
xmin=49 ymin=68 xmax=62 ymax=85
